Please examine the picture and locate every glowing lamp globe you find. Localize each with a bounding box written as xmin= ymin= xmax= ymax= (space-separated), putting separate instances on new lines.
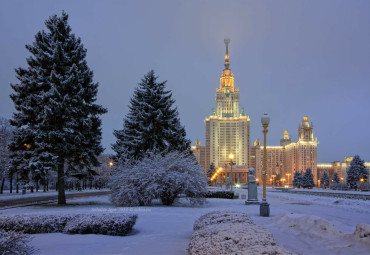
xmin=261 ymin=113 xmax=270 ymax=126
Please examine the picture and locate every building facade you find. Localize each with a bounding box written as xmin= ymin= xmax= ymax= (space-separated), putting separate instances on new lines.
xmin=317 ymin=157 xmax=370 ymax=183
xmin=192 ymin=39 xmax=318 ymax=185
xmin=204 ymin=39 xmax=250 ymax=168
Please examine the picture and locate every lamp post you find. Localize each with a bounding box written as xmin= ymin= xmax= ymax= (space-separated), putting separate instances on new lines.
xmin=229 ymin=153 xmax=235 ymax=191
xmin=224 ymin=162 xmax=228 ymax=189
xmin=286 ymin=173 xmax=291 ymax=187
xmin=260 ymin=113 xmax=270 ymax=217
xmin=271 ymin=174 xmax=276 ymax=188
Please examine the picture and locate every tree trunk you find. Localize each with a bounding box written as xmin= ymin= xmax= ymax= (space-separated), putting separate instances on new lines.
xmin=0 ymin=177 xmax=5 ymax=194
xmin=9 ymin=174 xmax=13 ymax=193
xmin=57 ymin=158 xmax=66 ymax=205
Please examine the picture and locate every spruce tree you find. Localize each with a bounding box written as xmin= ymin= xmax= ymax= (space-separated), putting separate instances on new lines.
xmin=346 ymin=155 xmax=369 ymax=190
xmin=292 ymin=170 xmax=302 ymax=188
xmin=332 ymin=172 xmax=340 ymax=183
xmin=9 ymin=12 xmax=107 ymax=204
xmin=0 ymin=117 xmax=14 ymax=194
xmin=320 ymin=171 xmax=330 ymax=188
xmin=302 ymin=168 xmax=315 ymax=189
xmin=113 ymin=70 xmax=191 ymax=165
xmin=206 ymin=163 xmax=216 ymax=185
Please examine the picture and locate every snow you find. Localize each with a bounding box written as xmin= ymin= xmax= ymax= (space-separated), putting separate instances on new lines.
xmin=189 ymin=211 xmax=290 ymax=254
xmin=1 ymin=188 xmax=369 ymax=254
xmin=0 ymin=189 xmax=110 ymax=201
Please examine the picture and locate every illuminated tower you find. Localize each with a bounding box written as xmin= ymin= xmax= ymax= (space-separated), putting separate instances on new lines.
xmin=280 ymin=130 xmax=292 ymax=146
xmin=298 ymin=116 xmax=314 ymax=141
xmin=205 ymin=39 xmax=250 ymax=168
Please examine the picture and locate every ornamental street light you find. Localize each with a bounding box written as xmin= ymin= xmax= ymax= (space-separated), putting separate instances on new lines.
xmin=224 ymin=162 xmax=228 ymax=189
xmin=229 ymin=153 xmax=235 ymax=191
xmin=271 ymin=174 xmax=276 ymax=188
xmin=286 ymin=173 xmax=291 ymax=187
xmin=260 ymin=112 xmax=270 ymax=217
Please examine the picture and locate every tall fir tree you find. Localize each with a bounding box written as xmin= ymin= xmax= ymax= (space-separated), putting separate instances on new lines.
xmin=332 ymin=172 xmax=340 ymax=183
xmin=9 ymin=12 xmax=107 ymax=204
xmin=302 ymin=168 xmax=315 ymax=188
xmin=113 ymin=70 xmax=191 ymax=165
xmin=320 ymin=171 xmax=330 ymax=188
xmin=292 ymin=170 xmax=302 ymax=188
xmin=0 ymin=117 xmax=14 ymax=194
xmin=346 ymin=155 xmax=369 ymax=190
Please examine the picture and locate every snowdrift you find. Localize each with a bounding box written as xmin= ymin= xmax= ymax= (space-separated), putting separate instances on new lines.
xmin=272 ymin=213 xmax=370 ymax=253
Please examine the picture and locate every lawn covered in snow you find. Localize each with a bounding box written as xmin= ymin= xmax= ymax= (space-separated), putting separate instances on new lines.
xmin=1 ymin=188 xmax=369 ymax=255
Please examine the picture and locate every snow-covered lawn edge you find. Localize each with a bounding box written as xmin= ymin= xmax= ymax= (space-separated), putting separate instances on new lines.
xmin=0 ymin=213 xmax=137 ymax=236
xmin=188 ymin=211 xmax=291 ymax=255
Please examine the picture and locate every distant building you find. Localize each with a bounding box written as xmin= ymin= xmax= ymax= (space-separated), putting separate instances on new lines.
xmin=317 ymin=157 xmax=370 ymax=183
xmin=192 ymin=39 xmax=346 ymax=186
xmin=249 ymin=117 xmax=318 ymax=184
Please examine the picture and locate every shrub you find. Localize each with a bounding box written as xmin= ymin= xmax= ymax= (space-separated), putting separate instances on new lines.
xmin=63 ymin=214 xmax=137 ymax=236
xmin=0 ymin=214 xmax=69 ymax=234
xmin=110 ymin=151 xmax=207 ymax=206
xmin=0 ymin=229 xmax=34 ymax=255
xmin=205 ymin=190 xmax=234 ymax=199
xmin=330 ymin=183 xmax=348 ymax=190
xmin=358 ymin=182 xmax=370 ymax=191
xmin=0 ymin=213 xmax=137 ymax=236
xmin=188 ymin=211 xmax=290 ymax=255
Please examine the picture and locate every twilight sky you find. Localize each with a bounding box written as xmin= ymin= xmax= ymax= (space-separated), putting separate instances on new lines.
xmin=0 ymin=0 xmax=369 ymax=163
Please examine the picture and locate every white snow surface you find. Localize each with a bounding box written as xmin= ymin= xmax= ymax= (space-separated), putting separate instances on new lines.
xmin=0 ymin=189 xmax=110 ymax=201
xmin=1 ymin=188 xmax=369 ymax=255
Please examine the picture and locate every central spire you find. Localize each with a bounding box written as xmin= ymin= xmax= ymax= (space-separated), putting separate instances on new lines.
xmin=219 ymin=38 xmax=235 ymax=93
xmin=224 ymin=38 xmax=230 ymax=69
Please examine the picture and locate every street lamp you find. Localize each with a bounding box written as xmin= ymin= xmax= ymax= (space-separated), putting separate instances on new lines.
xmin=260 ymin=112 xmax=270 ymax=217
xmin=229 ymin=153 xmax=235 ymax=190
xmin=224 ymin=162 xmax=228 ymax=189
xmin=271 ymin=174 xmax=276 ymax=188
xmin=286 ymin=173 xmax=291 ymax=187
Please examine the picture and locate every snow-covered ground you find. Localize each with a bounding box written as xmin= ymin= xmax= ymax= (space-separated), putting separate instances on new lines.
xmin=0 ymin=189 xmax=110 ymax=201
xmin=1 ymin=188 xmax=370 ymax=255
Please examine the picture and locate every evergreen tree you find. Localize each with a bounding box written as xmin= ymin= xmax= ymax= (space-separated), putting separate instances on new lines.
xmin=302 ymin=168 xmax=315 ymax=188
xmin=113 ymin=70 xmax=191 ymax=165
xmin=292 ymin=170 xmax=302 ymax=188
xmin=320 ymin=171 xmax=330 ymax=188
xmin=0 ymin=117 xmax=14 ymax=194
xmin=332 ymin=172 xmax=340 ymax=183
xmin=206 ymin=163 xmax=216 ymax=185
xmin=9 ymin=12 xmax=107 ymax=204
xmin=346 ymin=155 xmax=369 ymax=190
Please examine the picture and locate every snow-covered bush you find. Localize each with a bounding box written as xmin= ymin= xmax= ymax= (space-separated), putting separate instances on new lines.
xmin=63 ymin=214 xmax=137 ymax=236
xmin=0 ymin=229 xmax=34 ymax=255
xmin=110 ymin=151 xmax=207 ymax=206
xmin=205 ymin=190 xmax=234 ymax=199
xmin=330 ymin=182 xmax=348 ymax=190
xmin=188 ymin=211 xmax=290 ymax=255
xmin=0 ymin=213 xmax=137 ymax=236
xmin=0 ymin=214 xmax=69 ymax=233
